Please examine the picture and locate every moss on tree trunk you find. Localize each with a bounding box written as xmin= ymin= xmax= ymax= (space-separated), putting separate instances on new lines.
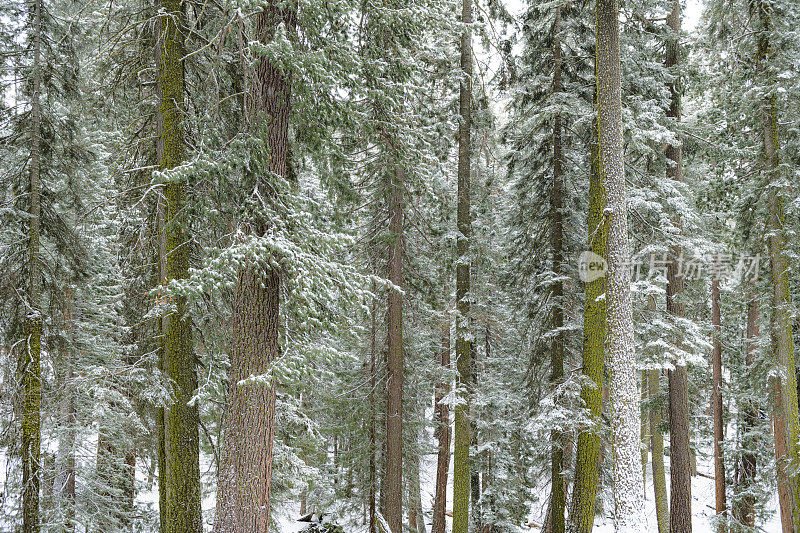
xmin=22 ymin=0 xmax=43 ymax=531
xmin=568 ymin=117 xmax=605 ymax=533
xmin=156 ymin=0 xmax=202 ymax=531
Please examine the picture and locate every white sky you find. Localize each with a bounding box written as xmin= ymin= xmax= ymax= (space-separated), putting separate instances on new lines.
xmin=685 ymin=0 xmax=703 ymax=31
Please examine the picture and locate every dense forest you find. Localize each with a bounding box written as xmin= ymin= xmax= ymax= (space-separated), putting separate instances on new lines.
xmin=2 ymin=0 xmax=800 ymax=531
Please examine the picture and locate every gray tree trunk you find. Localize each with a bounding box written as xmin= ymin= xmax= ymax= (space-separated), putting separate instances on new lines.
xmin=595 ymin=0 xmax=646 ymax=529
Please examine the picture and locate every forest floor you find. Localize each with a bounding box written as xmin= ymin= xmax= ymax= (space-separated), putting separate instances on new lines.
xmin=409 ymin=441 xmax=781 ymax=533
xmin=0 ymin=435 xmax=780 ymax=532
xmin=267 ymin=434 xmax=782 ymax=533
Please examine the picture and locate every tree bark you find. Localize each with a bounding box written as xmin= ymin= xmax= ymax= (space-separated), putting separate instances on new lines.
xmin=453 ymin=0 xmax=472 ymax=530
xmin=568 ymin=112 xmax=605 ymax=533
xmin=753 ymin=1 xmax=800 ymax=528
xmin=471 ymin=343 xmax=481 ymax=533
xmin=215 ymin=4 xmax=294 ymax=532
xmin=156 ymin=0 xmax=203 ymax=530
xmin=433 ymin=325 xmax=451 ymax=533
xmin=640 ymin=372 xmax=648 ymax=494
xmin=711 ymin=279 xmax=727 ymax=527
xmin=764 ymin=72 xmax=800 ymax=533
xmin=773 ymin=377 xmax=793 ymax=533
xmin=663 ymin=2 xmax=693 ymax=531
xmin=549 ymin=9 xmax=565 ymax=533
xmin=156 ymin=197 xmax=168 ymax=533
xmin=649 ymin=369 xmax=669 ymax=533
xmin=21 ymin=0 xmax=43 ymax=531
xmin=596 ymin=0 xmax=646 ymax=529
xmin=369 ymin=282 xmax=378 ymax=533
xmin=385 ymin=166 xmax=405 ymax=533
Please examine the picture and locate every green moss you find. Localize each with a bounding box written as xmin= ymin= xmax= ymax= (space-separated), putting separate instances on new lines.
xmin=156 ymin=2 xmax=202 ymax=532
xmin=22 ymin=316 xmax=42 ymax=533
xmin=568 ymin=138 xmax=605 ymax=533
xmin=765 ymin=101 xmax=800 ymax=532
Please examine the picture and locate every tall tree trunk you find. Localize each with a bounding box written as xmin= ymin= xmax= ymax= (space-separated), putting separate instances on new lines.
xmin=215 ymin=4 xmax=294 ymax=532
xmin=663 ymin=2 xmax=692 ymax=531
xmin=711 ymin=279 xmax=727 ymax=526
xmin=649 ymin=369 xmax=669 ymax=533
xmin=549 ymin=9 xmax=565 ymax=533
xmin=766 ymin=107 xmax=800 ymax=533
xmin=471 ymin=343 xmax=481 ymax=533
xmin=595 ymin=0 xmax=646 ymax=529
xmin=752 ymin=2 xmax=800 ymax=528
xmin=156 ymin=198 xmax=168 ymax=533
xmin=773 ymin=378 xmax=793 ymax=533
xmin=433 ymin=324 xmax=451 ymax=533
xmin=369 ymin=282 xmax=378 ymax=533
xmin=640 ymin=371 xmax=648 ymax=494
xmin=453 ymin=0 xmax=472 ymax=530
xmin=21 ymin=0 xmax=43 ymax=531
xmin=568 ymin=111 xmax=605 ymax=533
xmin=385 ymin=165 xmax=405 ymax=533
xmin=733 ymin=293 xmax=758 ymax=528
xmin=156 ymin=0 xmax=202 ymax=530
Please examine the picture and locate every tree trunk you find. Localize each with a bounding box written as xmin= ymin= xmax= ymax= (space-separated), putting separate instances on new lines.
xmin=568 ymin=112 xmax=605 ymax=533
xmin=215 ymin=4 xmax=294 ymax=533
xmin=649 ymin=369 xmax=669 ymax=533
xmin=549 ymin=9 xmax=565 ymax=533
xmin=640 ymin=371 xmax=648 ymax=494
xmin=663 ymin=2 xmax=693 ymax=530
xmin=711 ymin=279 xmax=727 ymax=526
xmin=156 ymin=0 xmax=203 ymax=530
xmin=596 ymin=0 xmax=646 ymax=529
xmin=752 ymin=2 xmax=800 ymax=527
xmin=21 ymin=1 xmax=43 ymax=531
xmin=433 ymin=325 xmax=451 ymax=533
xmin=772 ymin=377 xmax=793 ymax=533
xmin=385 ymin=166 xmax=405 ymax=533
xmin=156 ymin=197 xmax=168 ymax=533
xmin=369 ymin=282 xmax=378 ymax=533
xmin=733 ymin=293 xmax=757 ymax=528
xmin=453 ymin=0 xmax=472 ymax=530
xmin=471 ymin=343 xmax=481 ymax=533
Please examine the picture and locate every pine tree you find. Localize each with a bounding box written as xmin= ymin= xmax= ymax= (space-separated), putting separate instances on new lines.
xmin=21 ymin=1 xmax=44 ymax=530
xmin=433 ymin=319 xmax=451 ymax=533
xmin=215 ymin=2 xmax=296 ymax=531
xmin=752 ymin=0 xmax=800 ymax=525
xmin=663 ymin=2 xmax=693 ymax=530
xmin=453 ymin=0 xmax=473 ymax=530
xmin=547 ymin=7 xmax=566 ymax=532
xmin=569 ymin=119 xmax=604 ymax=533
xmin=155 ymin=0 xmax=202 ymax=530
xmin=711 ymin=278 xmax=727 ymax=526
xmin=648 ymin=367 xmax=669 ymax=533
xmin=595 ymin=0 xmax=646 ymax=529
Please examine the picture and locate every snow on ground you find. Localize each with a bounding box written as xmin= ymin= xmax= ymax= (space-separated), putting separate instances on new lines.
xmin=591 ymin=451 xmax=781 ymax=532
xmin=411 ymin=423 xmax=781 ymax=533
xmin=2 ymin=414 xmax=780 ymax=532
